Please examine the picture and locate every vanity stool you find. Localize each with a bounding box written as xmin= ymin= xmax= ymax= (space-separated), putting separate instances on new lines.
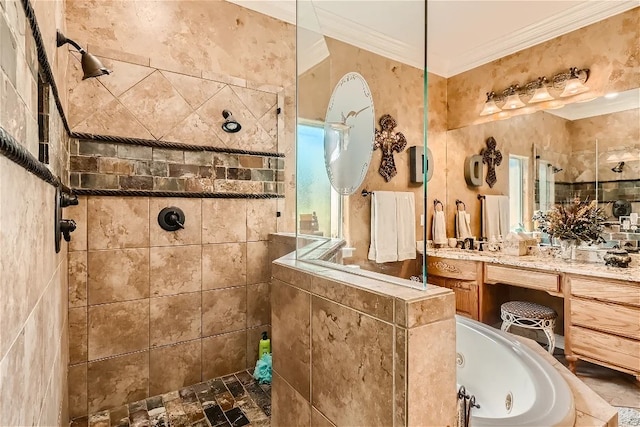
xmin=500 ymin=301 xmax=558 ymax=354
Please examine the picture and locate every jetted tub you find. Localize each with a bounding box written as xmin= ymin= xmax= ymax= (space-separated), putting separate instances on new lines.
xmin=456 ymin=316 xmax=575 ymax=427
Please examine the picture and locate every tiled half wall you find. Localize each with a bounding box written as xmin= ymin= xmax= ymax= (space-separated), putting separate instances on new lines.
xmin=66 ymin=196 xmax=275 ymax=418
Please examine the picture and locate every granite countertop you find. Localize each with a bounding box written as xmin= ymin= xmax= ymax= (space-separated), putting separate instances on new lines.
xmin=424 ymin=248 xmax=640 ymax=283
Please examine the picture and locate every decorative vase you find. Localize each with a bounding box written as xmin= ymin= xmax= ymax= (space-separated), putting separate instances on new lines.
xmin=558 ymin=239 xmax=577 ymax=260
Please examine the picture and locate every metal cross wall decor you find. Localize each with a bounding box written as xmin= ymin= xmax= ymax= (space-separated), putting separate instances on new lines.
xmin=374 ymin=114 xmax=407 ymax=182
xmin=481 ymin=136 xmax=502 ymax=188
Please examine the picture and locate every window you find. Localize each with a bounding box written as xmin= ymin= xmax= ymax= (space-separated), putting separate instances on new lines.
xmin=296 ymin=121 xmax=341 ymax=238
xmin=509 ymin=155 xmax=529 ymax=231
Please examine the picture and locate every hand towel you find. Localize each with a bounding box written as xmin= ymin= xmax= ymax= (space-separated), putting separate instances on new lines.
xmin=498 ymin=195 xmax=511 ymax=238
xmin=368 ymin=191 xmax=398 ymax=263
xmin=432 ymin=210 xmax=447 ymax=245
xmin=456 ymin=211 xmax=472 ymax=239
xmin=483 ymin=195 xmax=510 ymax=239
xmin=396 ymin=192 xmax=416 ymax=261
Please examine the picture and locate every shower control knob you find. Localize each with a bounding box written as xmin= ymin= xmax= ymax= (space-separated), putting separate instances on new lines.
xmin=158 ymin=207 xmax=186 ymax=231
xmin=60 ymin=219 xmax=77 ymax=242
xmin=60 ymin=193 xmax=79 ymax=207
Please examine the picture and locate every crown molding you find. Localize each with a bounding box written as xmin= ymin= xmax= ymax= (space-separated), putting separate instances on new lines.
xmin=444 ymin=1 xmax=639 ymax=77
xmin=313 ymin=7 xmax=424 ymax=70
xmin=297 ymin=36 xmax=330 ymax=75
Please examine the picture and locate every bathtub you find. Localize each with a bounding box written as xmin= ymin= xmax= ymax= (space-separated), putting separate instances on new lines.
xmin=456 ymin=316 xmax=575 ymax=427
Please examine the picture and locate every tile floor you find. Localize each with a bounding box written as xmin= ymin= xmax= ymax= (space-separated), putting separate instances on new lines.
xmin=554 ymin=350 xmax=640 ymax=409
xmin=70 ymin=370 xmax=271 ymax=427
xmin=72 ymin=350 xmax=638 ymax=427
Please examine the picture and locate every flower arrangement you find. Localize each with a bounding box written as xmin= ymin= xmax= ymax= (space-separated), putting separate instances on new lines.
xmin=533 ymin=197 xmax=606 ymax=244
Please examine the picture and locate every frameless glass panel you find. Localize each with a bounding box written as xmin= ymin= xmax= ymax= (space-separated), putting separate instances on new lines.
xmin=295 ymin=0 xmax=427 ymax=289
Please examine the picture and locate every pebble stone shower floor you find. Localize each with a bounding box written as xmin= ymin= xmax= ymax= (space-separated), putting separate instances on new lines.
xmin=70 ymin=370 xmax=271 ymax=427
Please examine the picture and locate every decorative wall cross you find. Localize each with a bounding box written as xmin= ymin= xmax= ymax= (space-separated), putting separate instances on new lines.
xmin=374 ymin=114 xmax=407 ymax=182
xmin=481 ymin=136 xmax=502 ymax=188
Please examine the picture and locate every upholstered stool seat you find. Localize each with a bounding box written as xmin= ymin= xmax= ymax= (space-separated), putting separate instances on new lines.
xmin=500 ymin=301 xmax=558 ymax=354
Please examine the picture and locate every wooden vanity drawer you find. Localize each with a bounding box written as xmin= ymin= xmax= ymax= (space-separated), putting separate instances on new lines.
xmin=571 ymin=298 xmax=640 ymax=340
xmin=485 ymin=265 xmax=559 ymax=292
xmin=570 ymin=326 xmax=640 ymax=373
xmin=569 ymin=276 xmax=640 ymax=307
xmin=427 ymin=257 xmax=477 ymax=280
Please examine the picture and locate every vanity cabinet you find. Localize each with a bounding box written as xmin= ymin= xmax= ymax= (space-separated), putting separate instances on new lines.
xmin=426 ymin=257 xmax=480 ymax=320
xmin=566 ymin=274 xmax=640 ymax=380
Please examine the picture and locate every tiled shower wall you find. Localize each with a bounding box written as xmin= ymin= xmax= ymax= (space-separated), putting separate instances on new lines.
xmin=1 ymin=0 xmax=70 ymax=426
xmin=66 ymin=196 xmax=274 ymax=418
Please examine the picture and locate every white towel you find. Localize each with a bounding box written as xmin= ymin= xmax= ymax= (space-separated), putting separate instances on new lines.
xmin=368 ymin=191 xmax=398 ymax=263
xmin=483 ymin=195 xmax=510 ymax=239
xmin=432 ymin=210 xmax=447 ymax=245
xmin=396 ymin=192 xmax=416 ymax=261
xmin=456 ymin=211 xmax=472 ymax=239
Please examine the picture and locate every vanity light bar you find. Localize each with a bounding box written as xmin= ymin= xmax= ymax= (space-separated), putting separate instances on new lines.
xmin=480 ymin=67 xmax=590 ymax=116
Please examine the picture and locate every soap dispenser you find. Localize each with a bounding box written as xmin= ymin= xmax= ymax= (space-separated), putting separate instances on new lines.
xmin=258 ymin=331 xmax=271 ymax=358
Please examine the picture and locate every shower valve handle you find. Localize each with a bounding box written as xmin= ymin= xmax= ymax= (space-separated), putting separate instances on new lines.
xmin=60 ymin=219 xmax=77 ymax=242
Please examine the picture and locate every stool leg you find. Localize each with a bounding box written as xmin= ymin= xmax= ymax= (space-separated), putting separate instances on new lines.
xmin=501 ymin=320 xmax=511 ymax=333
xmin=543 ymin=327 xmax=555 ymax=354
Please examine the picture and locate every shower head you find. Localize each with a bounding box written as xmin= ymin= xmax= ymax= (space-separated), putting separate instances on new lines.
xmin=221 ymin=110 xmax=242 ymax=133
xmin=56 ymin=31 xmax=111 ymax=80
xmin=611 ymin=161 xmax=625 ymax=173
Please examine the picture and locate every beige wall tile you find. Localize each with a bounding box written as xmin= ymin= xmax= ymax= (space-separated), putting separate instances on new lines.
xmin=73 ymin=98 xmax=156 ymax=140
xmin=201 ymin=331 xmax=247 ymax=380
xmin=271 ymin=280 xmax=310 ymax=400
xmin=271 ymin=263 xmax=312 ymax=291
xmin=149 ymin=245 xmax=201 ymax=297
xmin=119 ymin=70 xmax=193 ymax=139
xmin=66 ymin=196 xmax=87 ymax=252
xmin=311 ymin=407 xmax=335 ymax=427
xmin=271 ymin=372 xmax=310 ymax=427
xmin=247 ymin=199 xmax=277 ymax=242
xmin=202 ymin=243 xmax=246 ymax=290
xmin=310 ymin=273 xmax=394 ymax=323
xmin=202 ymin=287 xmax=247 ymax=336
xmin=161 ymin=71 xmax=225 ymax=110
xmin=94 ymin=57 xmax=154 ymax=98
xmin=247 ymin=282 xmax=270 ymax=328
xmin=149 ymin=198 xmax=202 ymax=247
xmin=68 ymin=363 xmax=88 ymax=419
xmin=149 ymin=340 xmax=202 ymax=396
xmin=87 ymin=248 xmax=150 ymax=305
xmin=406 ymin=318 xmax=457 ymax=427
xmin=247 ymin=241 xmax=270 ymax=285
xmin=202 ymin=199 xmax=247 ymax=244
xmin=87 ymin=197 xmax=149 ymax=250
xmin=150 ymin=293 xmax=201 ymax=347
xmin=88 ymin=300 xmax=150 ymax=360
xmin=87 ymin=351 xmax=149 ymax=413
xmin=69 ymin=307 xmax=88 ymax=364
xmin=405 ymin=292 xmax=456 ymax=329
xmin=69 ymin=251 xmax=88 ymax=308
xmin=311 ymin=296 xmax=393 ymax=426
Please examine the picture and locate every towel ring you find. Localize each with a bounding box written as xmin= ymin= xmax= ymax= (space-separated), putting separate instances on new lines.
xmin=455 ymin=199 xmax=466 ymax=211
xmin=361 ymin=189 xmax=373 ymax=197
xmin=434 ymin=199 xmax=444 ymax=211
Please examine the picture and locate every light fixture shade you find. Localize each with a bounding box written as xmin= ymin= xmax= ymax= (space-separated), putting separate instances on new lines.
xmin=560 ymin=77 xmax=589 ymax=97
xmin=503 ymin=93 xmax=525 ymax=110
xmin=529 ymin=86 xmax=554 ymax=103
xmin=81 ymin=53 xmax=112 ymax=80
xmin=480 ymin=99 xmax=501 ymax=116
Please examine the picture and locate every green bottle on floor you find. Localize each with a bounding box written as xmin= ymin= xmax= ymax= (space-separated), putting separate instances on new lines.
xmin=259 ymin=331 xmax=271 ymax=358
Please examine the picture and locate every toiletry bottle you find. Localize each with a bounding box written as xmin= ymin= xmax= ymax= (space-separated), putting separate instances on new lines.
xmin=259 ymin=331 xmax=271 ymax=358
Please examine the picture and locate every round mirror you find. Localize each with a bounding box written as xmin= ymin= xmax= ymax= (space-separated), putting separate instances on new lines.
xmin=324 ymin=72 xmax=375 ymax=195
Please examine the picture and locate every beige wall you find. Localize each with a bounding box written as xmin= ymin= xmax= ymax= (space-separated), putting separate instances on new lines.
xmin=66 ymin=196 xmax=273 ymax=417
xmin=1 ymin=0 xmax=70 ymax=426
xmin=447 ymin=7 xmax=640 ymax=130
